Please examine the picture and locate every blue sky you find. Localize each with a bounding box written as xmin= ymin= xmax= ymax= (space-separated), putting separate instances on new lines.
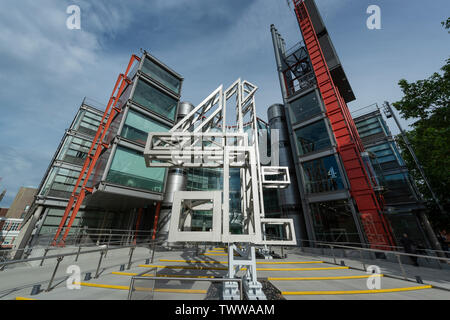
xmin=0 ymin=0 xmax=448 ymax=207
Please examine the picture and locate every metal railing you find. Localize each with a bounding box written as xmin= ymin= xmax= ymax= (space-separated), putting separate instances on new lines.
xmin=260 ymin=237 xmax=450 ymax=288
xmin=34 ymin=227 xmax=154 ymax=248
xmin=1 ymin=227 xmax=154 ymax=264
xmin=0 ymin=239 xmax=162 ymax=293
xmin=128 ymin=268 xmax=243 ymax=300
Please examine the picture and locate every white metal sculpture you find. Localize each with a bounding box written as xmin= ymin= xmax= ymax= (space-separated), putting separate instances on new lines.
xmin=144 ymin=79 xmax=296 ymax=299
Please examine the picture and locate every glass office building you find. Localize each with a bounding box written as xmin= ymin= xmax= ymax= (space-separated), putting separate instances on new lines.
xmin=18 ymin=53 xmax=184 ymax=249
xmin=271 ymin=17 xmax=366 ymax=245
xmin=353 ymin=106 xmax=429 ymax=246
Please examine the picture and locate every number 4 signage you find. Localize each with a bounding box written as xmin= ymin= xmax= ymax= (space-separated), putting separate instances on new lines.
xmin=328 ymin=166 xmax=337 ymax=179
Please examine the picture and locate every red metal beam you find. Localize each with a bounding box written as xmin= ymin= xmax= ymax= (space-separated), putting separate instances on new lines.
xmin=152 ymin=202 xmax=162 ymax=240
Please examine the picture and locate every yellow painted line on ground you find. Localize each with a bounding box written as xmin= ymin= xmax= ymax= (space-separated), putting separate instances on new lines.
xmin=112 ymin=271 xmax=156 ymax=276
xmin=200 ymin=253 xmax=229 ymax=256
xmin=269 ymin=274 xmax=384 ymax=281
xmin=15 ymin=297 xmax=37 ymax=300
xmin=74 ymin=282 xmax=207 ymax=294
xmin=256 ymin=266 xmax=349 ymax=271
xmin=282 ymin=285 xmax=432 ymax=295
xmin=139 ymin=264 xmax=348 ymax=271
xmin=159 ymin=259 xmax=324 ymax=265
xmin=111 ymin=271 xmax=215 ymax=278
xmin=139 ymin=264 xmax=228 ymax=270
xmin=75 ymin=282 xmax=129 ymax=290
xmin=160 ymin=259 xmax=227 ymax=264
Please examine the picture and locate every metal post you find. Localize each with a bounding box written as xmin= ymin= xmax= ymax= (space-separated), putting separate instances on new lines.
xmin=107 ymin=231 xmax=112 ymax=251
xmin=127 ymin=278 xmax=135 ymax=300
xmin=46 ymin=256 xmax=63 ymax=292
xmin=40 ymin=248 xmax=50 ymax=266
xmin=151 ymin=241 xmax=156 ymax=263
xmin=75 ymin=245 xmax=82 ymax=262
xmin=239 ymin=279 xmax=243 ymax=300
xmin=359 ymin=249 xmax=366 ymax=271
xmin=396 ymin=253 xmax=408 ymax=280
xmin=128 ymin=246 xmax=135 ymax=270
xmin=94 ymin=251 xmax=105 ymax=278
xmin=330 ymin=245 xmax=336 ymax=265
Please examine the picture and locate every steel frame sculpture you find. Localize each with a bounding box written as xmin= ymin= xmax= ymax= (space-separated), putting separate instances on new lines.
xmin=144 ymin=79 xmax=296 ymax=299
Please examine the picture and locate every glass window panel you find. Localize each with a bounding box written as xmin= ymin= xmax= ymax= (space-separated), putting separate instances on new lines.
xmin=356 ymin=117 xmax=378 ymax=128
xmin=106 ymin=146 xmax=166 ymax=192
xmin=358 ymin=121 xmax=381 ymax=132
xmin=359 ymin=127 xmax=383 ymax=138
xmin=84 ymin=111 xmax=103 ymax=122
xmin=302 ymin=155 xmax=344 ymax=193
xmin=132 ymin=79 xmax=178 ymax=121
xmin=310 ymin=200 xmax=360 ymax=243
xmin=390 ymin=142 xmax=404 ymax=165
xmin=81 ymin=116 xmax=101 ymax=126
xmin=122 ymin=110 xmax=170 ymax=145
xmin=141 ymin=58 xmax=181 ymax=95
xmin=377 ymin=155 xmax=396 ymax=163
xmin=368 ymin=143 xmax=390 ymax=152
xmin=288 ymin=91 xmax=322 ymax=124
xmin=294 ymin=120 xmax=331 ymax=156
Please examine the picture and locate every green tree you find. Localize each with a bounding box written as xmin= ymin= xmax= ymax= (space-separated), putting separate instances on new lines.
xmin=393 ymin=19 xmax=450 ymax=230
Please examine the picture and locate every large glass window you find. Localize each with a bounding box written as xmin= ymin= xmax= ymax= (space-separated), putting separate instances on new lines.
xmin=302 ymin=155 xmax=344 ymax=193
xmin=383 ymin=173 xmax=417 ymax=203
xmin=73 ymin=109 xmax=104 ymax=136
xmin=106 ymin=146 xmax=166 ymax=192
xmin=141 ymin=58 xmax=181 ymax=95
xmin=132 ymin=79 xmax=178 ymax=121
xmin=288 ymin=91 xmax=322 ymax=124
xmin=367 ymin=143 xmax=397 ymax=164
xmin=57 ymin=135 xmax=96 ymax=165
xmin=294 ymin=120 xmax=331 ymax=156
xmin=40 ymin=167 xmax=85 ymax=198
xmin=356 ymin=116 xmax=387 ymax=138
xmin=310 ymin=200 xmax=360 ymax=243
xmin=187 ymin=168 xmax=222 ymax=191
xmin=367 ymin=142 xmax=405 ymax=172
xmin=121 ymin=110 xmax=170 ymax=145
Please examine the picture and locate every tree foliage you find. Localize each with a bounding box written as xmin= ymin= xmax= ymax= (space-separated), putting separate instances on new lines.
xmin=392 ymin=19 xmax=450 ymax=230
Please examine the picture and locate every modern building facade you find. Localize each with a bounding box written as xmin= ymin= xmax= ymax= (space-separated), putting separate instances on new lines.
xmin=352 ymin=104 xmax=431 ymax=247
xmin=14 ymin=52 xmax=184 ymax=255
xmin=12 ymin=1 xmax=434 ymax=256
xmin=270 ymin=0 xmax=395 ymax=248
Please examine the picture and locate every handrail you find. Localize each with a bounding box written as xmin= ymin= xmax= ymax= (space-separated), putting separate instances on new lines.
xmin=309 ymin=241 xmax=450 ymax=262
xmin=262 ymin=236 xmax=450 ymax=257
xmin=0 ymin=240 xmax=160 ymax=269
